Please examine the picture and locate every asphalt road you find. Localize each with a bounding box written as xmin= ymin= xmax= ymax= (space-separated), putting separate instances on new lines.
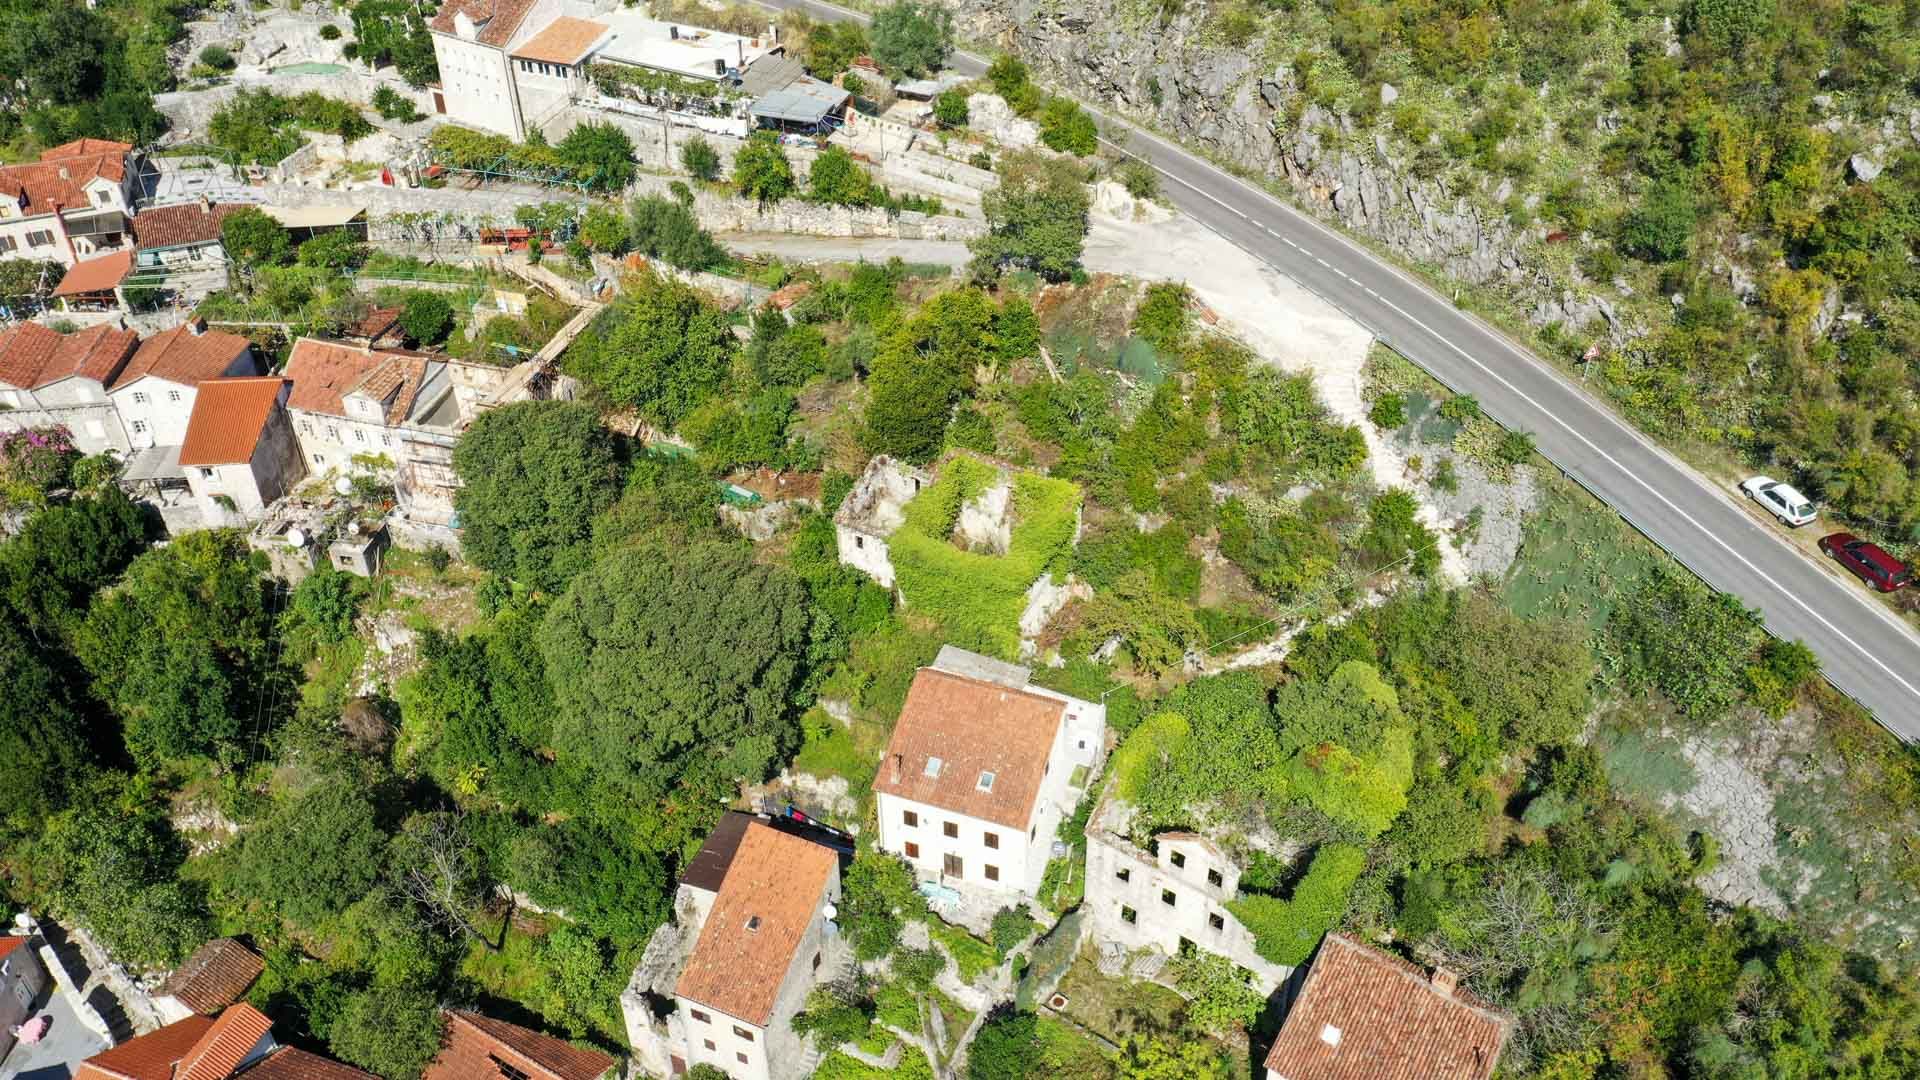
xmin=755 ymin=0 xmax=1920 ymax=737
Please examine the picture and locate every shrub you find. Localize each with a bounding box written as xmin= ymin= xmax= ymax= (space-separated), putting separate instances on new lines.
xmin=733 ymin=131 xmax=795 ymax=203
xmin=1227 ymin=844 xmax=1367 ymax=965
xmin=199 ymin=44 xmax=236 ymax=71
xmin=399 ymin=291 xmax=453 ymax=345
xmin=1358 ymin=489 xmax=1440 ymax=577
xmin=679 ymin=134 xmax=721 ymax=181
xmin=967 ymin=1008 xmax=1041 ymax=1080
xmin=1618 ymin=180 xmax=1696 ymax=262
xmin=370 ymin=83 xmax=424 ymax=122
xmin=1038 ymin=97 xmax=1098 ymax=155
xmin=1118 ymin=158 xmax=1158 ymax=198
xmin=1368 ymin=392 xmax=1407 ymax=430
xmin=319 ymin=23 xmax=341 ymax=40
xmin=1166 ymin=948 xmax=1264 ymax=1033
xmin=1131 ymin=281 xmax=1190 ymax=353
xmin=933 ymin=89 xmax=969 ymax=128
xmin=870 ymin=0 xmax=953 ymax=77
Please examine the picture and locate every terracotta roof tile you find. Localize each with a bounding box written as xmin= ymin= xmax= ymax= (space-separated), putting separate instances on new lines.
xmin=422 ymin=1010 xmax=615 ymax=1080
xmin=113 ymin=324 xmax=253 ymax=389
xmin=0 ymin=936 xmax=26 ymax=961
xmin=873 ymin=668 xmax=1066 ymax=829
xmin=282 ymin=338 xmax=428 ymax=419
xmin=179 ymin=377 xmax=287 ymax=467
xmin=674 ymin=822 xmax=837 ymax=1026
xmin=1262 ymin=934 xmax=1512 ymax=1080
xmin=134 ymin=202 xmax=248 ymax=252
xmin=74 ymin=1014 xmax=216 ymax=1080
xmin=161 ymin=938 xmax=266 ymax=1016
xmin=429 ymin=0 xmax=542 ymax=48
xmin=0 ymin=321 xmax=138 ymax=389
xmin=177 ymin=1003 xmax=275 ymax=1080
xmin=238 ymin=1047 xmax=376 ymax=1080
xmin=351 ymin=306 xmax=402 ymax=341
xmin=53 ymin=250 xmax=133 ymax=296
xmin=349 ymin=353 xmax=430 ymax=422
xmin=0 ymin=144 xmax=128 ymax=217
xmin=511 ymin=16 xmax=608 ymax=63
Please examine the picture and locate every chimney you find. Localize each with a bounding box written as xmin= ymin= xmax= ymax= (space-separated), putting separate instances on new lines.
xmin=889 ymin=753 xmax=902 ymax=784
xmin=58 ymin=166 xmax=70 ymax=180
xmin=199 ymin=193 xmax=211 ymax=213
xmin=1432 ymin=968 xmax=1459 ymax=998
xmin=187 ymin=316 xmax=206 ymax=336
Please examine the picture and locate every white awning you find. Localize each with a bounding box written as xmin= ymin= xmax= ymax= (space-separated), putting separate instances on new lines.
xmin=261 ymin=205 xmax=366 ymax=228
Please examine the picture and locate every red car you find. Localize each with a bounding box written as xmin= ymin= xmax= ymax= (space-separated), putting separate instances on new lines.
xmin=1819 ymin=532 xmax=1912 ymax=592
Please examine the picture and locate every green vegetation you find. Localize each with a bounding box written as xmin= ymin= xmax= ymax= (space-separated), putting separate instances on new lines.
xmin=888 ymin=455 xmax=1081 ymax=658
xmin=971 ymin=151 xmax=1093 ymax=282
xmin=869 ymin=0 xmax=953 ymax=78
xmin=350 ymin=0 xmax=439 ymax=87
xmin=1228 ymin=844 xmax=1367 ymax=965
xmin=208 ymin=89 xmax=374 ymax=163
xmin=0 ymin=0 xmax=176 ymax=147
xmin=427 ymin=123 xmax=636 ymax=191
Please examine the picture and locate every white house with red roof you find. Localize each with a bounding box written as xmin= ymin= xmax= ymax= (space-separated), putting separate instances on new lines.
xmin=179 ymin=377 xmax=306 ymax=527
xmin=0 ymin=321 xmax=140 ymax=452
xmin=873 ymin=647 xmax=1106 ymax=907
xmin=427 ymin=0 xmax=562 ymax=139
xmin=107 ymin=321 xmax=259 ymax=452
xmin=623 ymin=813 xmax=847 ymax=1080
xmin=0 ymin=139 xmax=138 ymax=267
xmin=69 ymin=1002 xmax=372 ymax=1080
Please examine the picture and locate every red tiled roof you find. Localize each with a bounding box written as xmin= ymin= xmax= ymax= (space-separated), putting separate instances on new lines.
xmin=134 ymin=202 xmax=248 ymax=252
xmin=239 ymin=1047 xmax=376 ymax=1080
xmin=429 ymin=0 xmax=542 ymax=48
xmin=42 ymin=139 xmax=134 ymax=161
xmin=53 ymin=250 xmax=133 ymax=297
xmin=0 ymin=144 xmax=128 ymax=217
xmin=179 ymin=377 xmax=287 ymax=467
xmin=0 ymin=321 xmax=138 ymax=390
xmin=113 ymin=324 xmax=253 ymax=390
xmin=1262 ymin=934 xmax=1512 ymax=1080
xmin=74 ymin=1015 xmax=217 ymax=1080
xmin=161 ymin=938 xmax=266 ymax=1016
xmin=0 ymin=936 xmax=26 ymax=961
xmin=674 ymin=822 xmax=837 ymax=1026
xmin=511 ymin=16 xmax=608 ymax=63
xmin=873 ymin=668 xmax=1067 ymax=829
xmin=422 ymin=1010 xmax=615 ymax=1080
xmin=177 ymin=1003 xmax=275 ymax=1080
xmin=351 ymin=306 xmax=402 ymax=341
xmin=282 ymin=338 xmax=429 ymax=420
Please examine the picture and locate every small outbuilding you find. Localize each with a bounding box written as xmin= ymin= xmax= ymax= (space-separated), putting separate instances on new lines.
xmin=51 ymin=250 xmax=133 ymax=312
xmin=750 ymin=76 xmax=850 ymax=134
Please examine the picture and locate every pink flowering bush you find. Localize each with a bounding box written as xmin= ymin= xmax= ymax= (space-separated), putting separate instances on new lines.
xmin=0 ymin=425 xmax=80 ymax=505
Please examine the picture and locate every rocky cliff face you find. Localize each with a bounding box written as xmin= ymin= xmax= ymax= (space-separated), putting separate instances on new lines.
xmin=947 ymin=0 xmax=1621 ymax=338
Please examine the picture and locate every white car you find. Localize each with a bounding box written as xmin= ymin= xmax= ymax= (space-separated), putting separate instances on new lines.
xmin=1741 ymin=476 xmax=1817 ymax=527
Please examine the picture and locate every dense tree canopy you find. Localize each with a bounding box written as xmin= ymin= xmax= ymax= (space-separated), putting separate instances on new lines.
xmin=971 ymin=151 xmax=1092 ymax=281
xmin=569 ymin=272 xmax=737 ymax=426
xmin=537 ymin=541 xmax=812 ymax=803
xmin=869 ymin=0 xmax=953 ymax=78
xmin=451 ymin=401 xmax=623 ymax=592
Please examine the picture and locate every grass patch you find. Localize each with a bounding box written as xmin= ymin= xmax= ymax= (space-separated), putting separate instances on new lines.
xmin=1035 ymin=1016 xmax=1116 ymax=1077
xmin=1053 ymin=944 xmax=1189 ymax=1044
xmin=1590 ymin=721 xmax=1699 ymax=805
xmin=928 ymin=918 xmax=999 ymax=984
xmin=817 ymin=1048 xmax=935 ymax=1080
xmin=792 ymin=707 xmax=881 ymax=793
xmin=1503 ymin=468 xmax=1663 ymax=630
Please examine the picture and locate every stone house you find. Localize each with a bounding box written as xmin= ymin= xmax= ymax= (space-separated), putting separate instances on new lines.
xmin=427 ymin=0 xmax=562 ymax=140
xmin=0 ymin=139 xmax=137 ymax=267
xmin=153 ymin=938 xmax=265 ymax=1024
xmin=0 ymin=321 xmax=140 ymax=453
xmin=624 ymin=812 xmax=849 ymax=1080
xmin=421 ymin=1009 xmax=615 ymax=1080
xmin=1262 ymin=933 xmax=1512 ymax=1080
xmin=178 ymin=378 xmax=307 ymax=528
xmin=832 ymin=454 xmax=930 ymax=589
xmin=108 ymin=320 xmax=260 ymax=453
xmin=0 ymin=935 xmax=50 ymax=1061
xmin=872 ymin=646 xmax=1105 ymax=904
xmin=1082 ymin=785 xmax=1292 ymax=994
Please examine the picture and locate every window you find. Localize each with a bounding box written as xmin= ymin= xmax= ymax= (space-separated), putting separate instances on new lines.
xmin=1207 ymin=869 xmax=1223 ymax=888
xmin=26 ymin=230 xmax=53 ymax=247
xmin=733 ymin=1026 xmax=753 ymax=1041
xmin=488 ymin=1056 xmax=531 ymax=1080
xmin=94 ymin=189 xmax=112 ymax=206
xmin=904 ymin=841 xmax=919 ymax=858
xmin=924 ymin=756 xmax=943 ymax=778
xmin=328 ymin=425 xmax=340 ymax=441
xmin=1209 ymin=912 xmax=1225 ymax=931
xmin=703 ymin=1039 xmax=715 ymax=1051
xmin=353 ymin=429 xmax=365 ymax=442
xmin=1030 ymin=826 xmax=1036 ymax=840
xmin=984 ymin=864 xmax=999 ymax=882
xmin=0 ymin=236 xmax=16 ymax=253
xmin=902 ymin=810 xmax=918 ymax=828
xmin=1170 ymin=851 xmax=1186 ymax=869
xmin=691 ymin=1009 xmax=710 ymax=1023
xmin=1115 ymin=867 xmax=1130 ymax=883
xmin=943 ymin=853 xmax=963 ymax=878
xmin=1161 ymin=889 xmax=1176 ymax=907
xmin=198 ymin=468 xmax=214 ymax=479
xmin=813 ymin=952 xmax=822 ymax=972
xmin=167 ymin=390 xmax=180 ymax=402
xmin=983 ymin=831 xmax=999 ymax=850
xmin=312 ymin=453 xmax=323 ymax=463
xmin=854 ymin=534 xmax=864 ymax=549
xmin=132 ymin=391 xmax=148 ymax=404
xmin=745 ymin=916 xmax=761 ymax=932
xmin=977 ymin=770 xmax=996 ymax=792
xmin=131 ymin=420 xmax=147 ymax=434
xmin=301 ymin=421 xmax=313 ymax=433
xmin=737 ymin=1053 xmax=750 ymax=1066
xmin=1120 ymin=905 xmax=1137 ymax=924
xmin=381 ymin=434 xmax=391 ymax=447
xmin=943 ymin=821 xmax=958 ymax=839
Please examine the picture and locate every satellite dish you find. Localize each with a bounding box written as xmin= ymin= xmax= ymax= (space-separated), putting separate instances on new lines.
xmin=285 ymin=527 xmax=307 ymax=548
xmin=347 ymin=520 xmax=361 ymax=536
xmin=822 ymin=903 xmax=838 ymax=921
xmin=334 ymin=475 xmax=354 ymax=495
